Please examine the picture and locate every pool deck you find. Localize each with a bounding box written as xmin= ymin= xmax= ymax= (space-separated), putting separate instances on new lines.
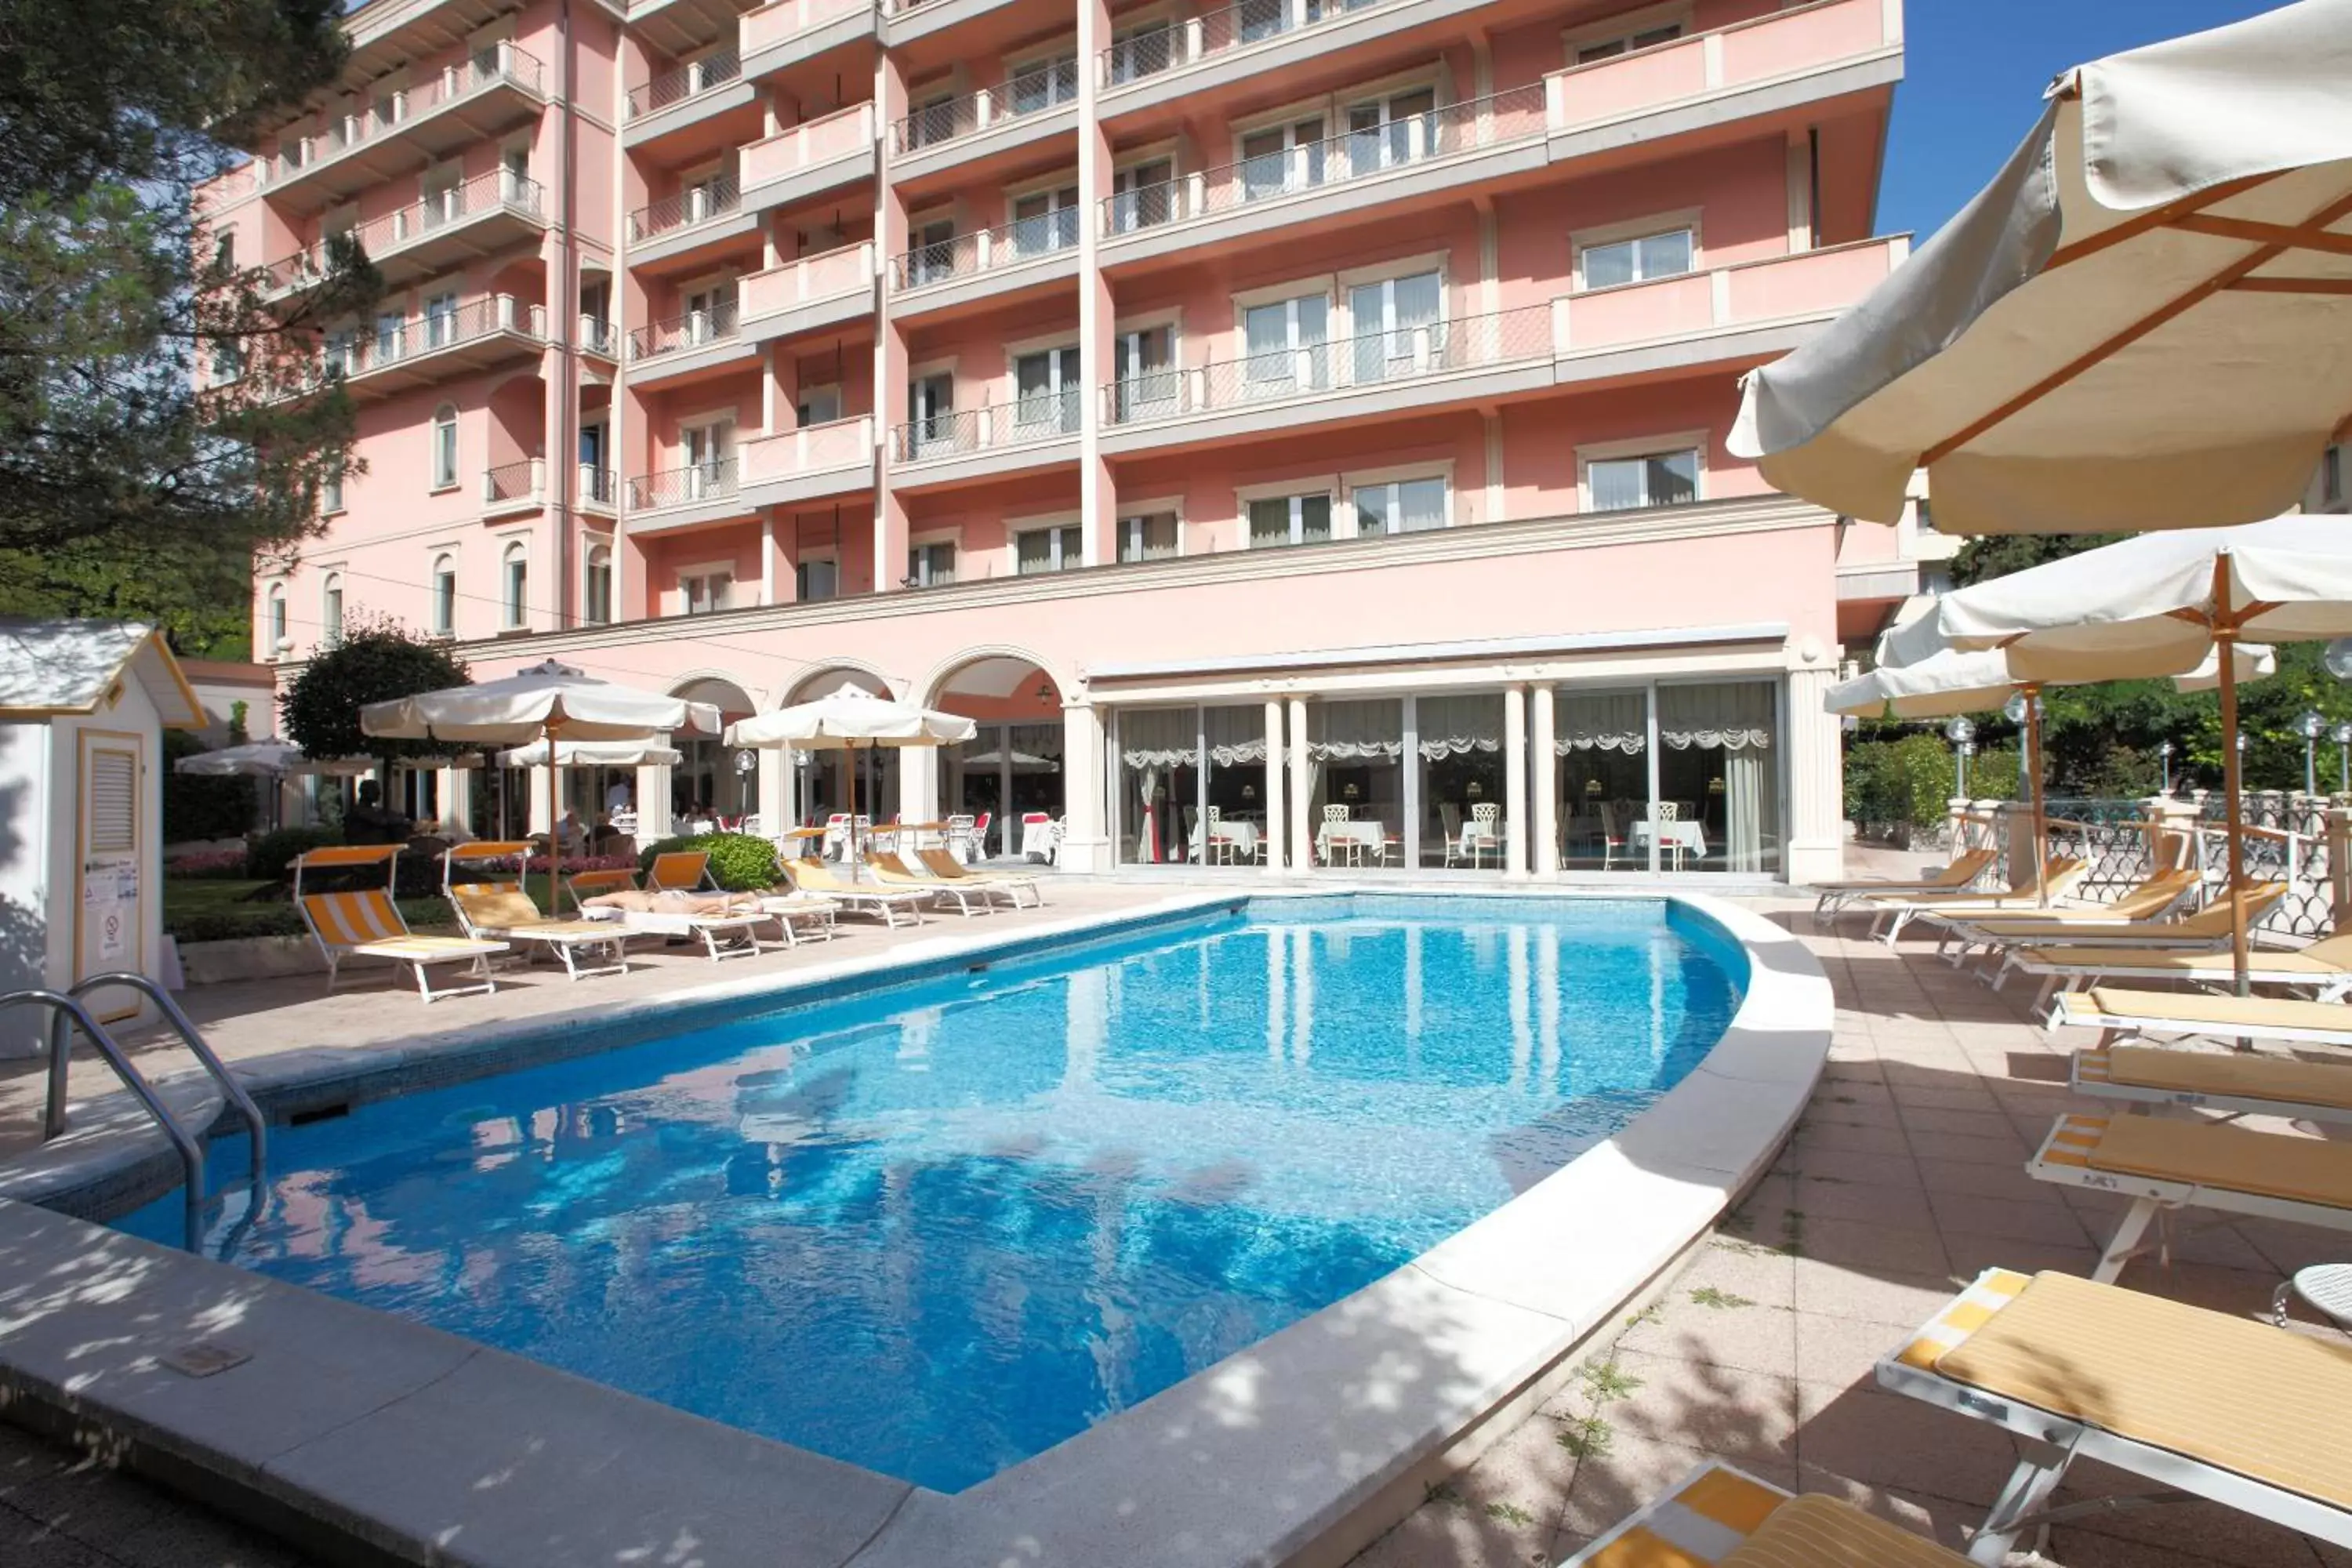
xmin=2 ymin=879 xmax=2343 ymax=1567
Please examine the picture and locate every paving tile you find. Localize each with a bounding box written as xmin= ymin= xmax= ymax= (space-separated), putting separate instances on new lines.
xmin=1599 ymin=1350 xmax=1798 ymax=1466
xmin=1902 ymin=1127 xmax=2032 ymax=1166
xmin=1936 ymin=1229 xmax=2101 ymax=1282
xmin=1784 ymin=1215 xmax=1951 ymax=1276
xmin=1789 ymin=1260 xmax=1961 ymax=1328
xmin=1789 ymin=1118 xmax=1911 ymax=1157
xmin=1926 ymin=1189 xmax=2096 ymax=1247
xmin=1676 ymin=1240 xmax=1797 ymax=1311
xmin=1788 ymin=1174 xmax=1938 ymax=1228
xmin=1781 ymin=1148 xmax=1923 ymax=1189
xmin=1792 ymin=1381 xmax=2020 ymax=1506
xmin=1615 ymin=1300 xmax=1797 ymax=1379
xmin=1793 ymin=1309 xmax=1913 ymax=1392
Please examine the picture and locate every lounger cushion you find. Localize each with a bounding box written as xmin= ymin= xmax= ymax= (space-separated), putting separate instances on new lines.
xmin=2072 ymin=1112 xmax=2352 ymax=1209
xmin=2103 ymin=1044 xmax=2352 ymax=1110
xmin=2082 ymin=988 xmax=2352 ymax=1036
xmin=2020 ymin=945 xmax=2336 ymax=972
xmin=1719 ymin=1495 xmax=1964 ymax=1567
xmin=1931 ymin=1270 xmax=2352 ymax=1512
xmin=352 ymin=936 xmax=503 ymax=961
xmin=1576 ymin=1465 xmax=1787 ymax=1567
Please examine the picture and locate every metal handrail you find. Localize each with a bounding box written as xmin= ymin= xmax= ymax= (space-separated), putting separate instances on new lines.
xmin=9 ymin=989 xmax=208 ymax=1250
xmin=71 ymin=972 xmax=267 ymax=1179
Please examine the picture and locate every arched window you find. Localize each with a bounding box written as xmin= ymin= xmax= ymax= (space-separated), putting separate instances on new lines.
xmin=431 ymin=402 xmax=459 ymax=489
xmin=584 ymin=543 xmax=612 ymax=625
xmin=321 ymin=573 xmax=343 ymax=647
xmin=266 ymin=585 xmax=287 ymax=653
xmin=502 ymin=541 xmax=528 ymax=628
xmin=431 ymin=554 xmax=457 ymax=637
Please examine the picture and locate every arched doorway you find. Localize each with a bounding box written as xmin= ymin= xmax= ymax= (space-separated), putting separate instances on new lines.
xmin=783 ymin=666 xmax=894 ymax=831
xmin=670 ymin=677 xmax=757 ymax=826
xmin=932 ymin=655 xmax=1064 ymax=860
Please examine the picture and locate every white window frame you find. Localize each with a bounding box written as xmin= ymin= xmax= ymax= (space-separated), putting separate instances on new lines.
xmin=1115 ymin=495 xmax=1185 ymax=563
xmin=1334 ymin=251 xmax=1450 ymax=339
xmin=907 ymin=533 xmax=959 ymax=587
xmin=498 ymin=535 xmax=532 ymax=629
xmin=318 ymin=569 xmax=346 ymax=647
xmin=1342 ymin=461 xmax=1454 ymax=538
xmin=795 ymin=547 xmax=840 ymax=602
xmin=1009 ymin=510 xmax=1086 ymax=575
xmin=265 ymin=583 xmax=289 ymax=654
xmin=430 ymin=401 xmax=459 ymax=490
xmin=583 ymin=537 xmax=615 ymax=624
xmin=1236 ymin=475 xmax=1340 ymax=548
xmin=1571 ymin=209 xmax=1704 ymax=292
xmin=429 ymin=549 xmax=459 ymax=637
xmin=321 ymin=465 xmax=344 ymax=516
xmin=1562 ymin=2 xmax=1693 ymax=65
xmin=674 ymin=559 xmax=737 ymax=617
xmin=1576 ymin=430 xmax=1708 ymax=513
xmin=794 ymin=382 xmax=844 ymax=426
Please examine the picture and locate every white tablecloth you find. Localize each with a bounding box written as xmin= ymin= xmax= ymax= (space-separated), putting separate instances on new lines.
xmin=1021 ymin=817 xmax=1062 ymax=862
xmin=1203 ymin=819 xmax=1259 ymax=861
xmin=1316 ymin=820 xmax=1387 ymax=865
xmin=1633 ymin=819 xmax=1707 ymax=866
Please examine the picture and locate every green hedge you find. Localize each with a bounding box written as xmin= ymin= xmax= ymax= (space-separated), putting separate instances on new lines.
xmin=169 ymin=896 xmax=455 ymax=946
xmin=1845 ymin=732 xmax=2021 ymax=831
xmin=637 ymin=832 xmax=779 ymax=891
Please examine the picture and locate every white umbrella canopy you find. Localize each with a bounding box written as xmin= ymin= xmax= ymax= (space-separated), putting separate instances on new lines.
xmin=172 ymin=742 xmax=375 ymax=779
xmin=495 ymin=739 xmax=684 ymax=768
xmin=1829 ymin=643 xmax=2278 ymax=717
xmin=1729 ymin=0 xmax=2352 ymax=535
xmin=361 ymin=659 xmax=720 ymax=745
xmin=724 ymin=684 xmax=976 ymax=749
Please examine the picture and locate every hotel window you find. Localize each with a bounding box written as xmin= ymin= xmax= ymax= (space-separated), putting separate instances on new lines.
xmin=1349 ymin=269 xmax=1442 ymax=384
xmin=321 ymin=574 xmax=344 ymax=648
xmin=1588 ymin=447 xmax=1699 ymax=511
xmin=1010 ymin=185 xmax=1080 ymax=256
xmin=266 ymin=585 xmax=287 ymax=652
xmin=1352 ymin=475 xmax=1446 ymax=535
xmin=907 ymin=540 xmax=957 ymax=586
xmin=501 ymin=146 xmax=532 ymax=206
xmin=584 ymin=546 xmax=613 ymax=624
xmin=796 ymin=384 xmax=842 ymax=426
xmin=907 ymin=217 xmax=956 ymax=285
xmin=797 ymin=555 xmax=839 ymax=602
xmin=1007 ymin=52 xmax=1077 ymax=117
xmin=1016 ymin=523 xmax=1083 ymax=575
xmin=1241 ymin=293 xmax=1329 ymax=395
xmin=682 ymin=419 xmax=733 ymax=497
xmin=322 ymin=465 xmax=343 ymax=515
xmin=325 ymin=326 xmax=358 ymax=377
xmin=1109 ymin=158 xmax=1174 ymax=233
xmin=210 ymin=340 xmax=242 ymax=387
xmin=909 ymin=372 xmax=956 ymax=456
xmin=1342 ymin=85 xmax=1437 ymax=176
xmin=1247 ymin=492 xmax=1332 ymax=548
xmin=423 ymin=289 xmax=459 ymax=348
xmin=431 ymin=554 xmax=457 ymax=636
xmin=1118 ymin=512 xmax=1178 ymax=562
xmin=431 ymin=402 xmax=459 ymax=488
xmin=1240 ymin=117 xmax=1326 ymax=201
xmin=1013 ymin=346 xmax=1082 ymax=434
xmin=680 ymin=568 xmax=732 ymax=615
xmin=1576 ymin=20 xmax=1682 ymax=62
xmin=422 ymin=165 xmax=461 ymax=227
xmin=376 ymin=308 xmax=407 ymax=361
xmin=501 ymin=541 xmax=528 ymax=627
xmin=906 ymin=93 xmax=958 ymax=151
xmin=1112 ymin=325 xmax=1178 ymax=419
xmin=1579 ymin=227 xmax=1694 ymax=289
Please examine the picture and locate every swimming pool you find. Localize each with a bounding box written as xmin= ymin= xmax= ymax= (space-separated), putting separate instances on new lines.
xmin=117 ymin=895 xmax=1744 ymax=1494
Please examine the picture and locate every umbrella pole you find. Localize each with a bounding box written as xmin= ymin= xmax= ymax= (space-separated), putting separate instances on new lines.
xmin=2027 ymin=684 xmax=2048 ymax=909
xmin=545 ymin=723 xmax=563 ymax=917
xmin=2214 ymin=572 xmax=2249 ymax=996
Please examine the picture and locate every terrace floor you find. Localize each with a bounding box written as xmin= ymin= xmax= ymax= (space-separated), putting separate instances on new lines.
xmin=4 ymin=880 xmax=2347 ymax=1567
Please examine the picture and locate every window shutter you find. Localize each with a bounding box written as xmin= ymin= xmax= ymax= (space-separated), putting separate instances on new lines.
xmin=88 ymin=750 xmax=136 ymax=853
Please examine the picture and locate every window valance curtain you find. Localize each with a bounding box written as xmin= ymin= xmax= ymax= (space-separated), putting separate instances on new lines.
xmin=1555 ymin=690 xmax=1648 ymax=754
xmin=1414 ymin=694 xmax=1503 ymax=761
xmin=1007 ymin=723 xmax=1064 ymax=760
xmin=1205 ymin=704 xmax=1267 ymax=766
xmin=1119 ymin=706 xmax=1200 ymax=768
xmin=1658 ymin=683 xmax=1773 ymax=751
xmin=1306 ymin=699 xmax=1403 ymax=760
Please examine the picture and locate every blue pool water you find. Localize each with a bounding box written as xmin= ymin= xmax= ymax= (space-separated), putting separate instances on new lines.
xmin=119 ymin=896 xmax=1744 ymax=1493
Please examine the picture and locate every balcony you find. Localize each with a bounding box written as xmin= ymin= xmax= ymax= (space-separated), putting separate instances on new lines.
xmin=1098 ymin=85 xmax=1546 ymax=263
xmin=891 ymin=397 xmax=1080 ymax=488
xmin=279 ymin=170 xmax=549 ymax=289
xmin=1095 ymin=0 xmax=1444 ymax=118
xmin=739 ymin=415 xmax=875 ymax=509
xmin=628 ymin=47 xmax=742 ymax=122
xmin=1550 ymin=234 xmax=1906 ymax=376
xmin=626 ymin=299 xmax=753 ymax=385
xmin=321 ymin=294 xmax=547 ymax=401
xmin=739 ymin=240 xmax=874 ymax=341
xmin=890 ymin=207 xmax=1077 ymax=313
xmin=739 ymin=102 xmax=876 ymax=205
xmin=256 ymin=43 xmax=547 ymax=214
xmin=483 ymin=459 xmax=620 ymax=517
xmin=629 ymin=176 xmax=740 ymax=246
xmin=626 ymin=459 xmax=744 ymax=527
xmin=742 ymin=0 xmax=877 ymax=71
xmin=579 ymin=315 xmax=621 ymax=360
xmin=891 ymin=58 xmax=1078 ymax=181
xmin=878 ymin=0 xmax=1013 ymax=45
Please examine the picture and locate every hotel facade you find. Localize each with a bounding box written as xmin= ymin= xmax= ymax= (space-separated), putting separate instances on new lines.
xmin=205 ymin=0 xmax=1937 ymax=881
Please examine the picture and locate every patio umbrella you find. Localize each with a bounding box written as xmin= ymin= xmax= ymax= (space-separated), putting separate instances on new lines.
xmin=493 ymin=740 xmax=684 ymax=768
xmin=1728 ymin=0 xmax=2352 ymax=535
xmin=725 ymin=684 xmax=975 ymax=879
xmin=1877 ymin=515 xmax=2352 ymax=989
xmin=172 ymin=742 xmax=376 ymax=779
xmin=362 ymin=659 xmax=717 ymax=912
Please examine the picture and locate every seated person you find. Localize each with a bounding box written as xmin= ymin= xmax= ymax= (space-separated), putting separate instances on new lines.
xmin=344 ymin=780 xmax=413 ymax=846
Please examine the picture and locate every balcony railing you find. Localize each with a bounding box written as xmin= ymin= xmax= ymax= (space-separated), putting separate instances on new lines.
xmin=579 ymin=315 xmax=619 ymax=357
xmin=581 ymin=464 xmax=619 ymax=508
xmin=628 ymin=48 xmax=742 ymax=119
xmin=1544 ymin=0 xmax=1896 ymax=129
xmin=629 ymin=176 xmax=742 ymax=243
xmin=263 ymin=171 xmax=543 ymax=291
xmin=260 ymin=43 xmax=546 ymax=187
xmin=1098 ymin=0 xmax=1400 ymax=88
xmin=483 ymin=459 xmax=622 ymax=508
xmin=739 ymin=102 xmax=874 ymax=187
xmin=742 ymin=0 xmax=873 ymax=53
xmin=1100 ymin=85 xmax=1544 ymax=235
xmin=1552 ymin=236 xmax=1905 ymax=353
xmin=740 ymin=239 xmax=873 ymax=318
xmin=1104 ymin=303 xmax=1552 ymax=424
xmin=629 ymin=299 xmax=742 ymax=361
xmin=893 ymin=57 xmax=1079 ymax=155
xmin=629 ymin=459 xmax=739 ymax=511
xmin=892 ymin=206 xmax=1077 ymax=291
xmin=321 ymin=294 xmax=546 ymax=381
xmin=743 ymin=414 xmax=874 ymax=482
xmin=894 ymin=394 xmax=1080 ymax=463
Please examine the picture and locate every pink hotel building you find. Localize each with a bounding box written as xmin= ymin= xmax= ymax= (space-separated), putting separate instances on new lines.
xmin=206 ymin=0 xmax=1939 ymax=881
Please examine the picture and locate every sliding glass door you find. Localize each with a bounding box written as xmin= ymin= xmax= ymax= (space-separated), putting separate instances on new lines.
xmin=1549 ymin=680 xmax=1783 ymax=875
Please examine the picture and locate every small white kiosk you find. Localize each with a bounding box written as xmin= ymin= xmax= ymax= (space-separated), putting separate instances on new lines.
xmin=0 ymin=621 xmax=202 ymax=1054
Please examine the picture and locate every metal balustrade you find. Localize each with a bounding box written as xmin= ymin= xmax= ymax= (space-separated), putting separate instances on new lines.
xmin=260 ymin=43 xmax=546 ymax=187
xmin=893 ymin=57 xmax=1079 ymax=154
xmin=892 ymin=206 xmax=1078 ymax=291
xmin=579 ymin=315 xmax=619 ymax=357
xmin=264 ymin=172 xmax=543 ymax=289
xmin=580 ymin=464 xmax=619 ymax=506
xmin=629 ymin=299 xmax=742 ymax=361
xmin=1098 ymin=0 xmax=1400 ymax=86
xmin=1103 ymin=303 xmax=1552 ymax=424
xmin=629 ymin=458 xmax=739 ymax=510
xmin=321 ymin=295 xmax=545 ymax=381
xmin=893 ymin=395 xmax=1080 ymax=463
xmin=1100 ymin=85 xmax=1544 ymax=235
xmin=628 ymin=47 xmax=742 ymax=119
xmin=484 ymin=459 xmax=544 ymax=506
xmin=629 ymin=175 xmax=742 ymax=242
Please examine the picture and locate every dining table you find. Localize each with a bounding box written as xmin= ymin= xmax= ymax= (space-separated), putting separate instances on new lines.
xmin=1632 ymin=818 xmax=1707 ymax=870
xmin=1316 ymin=818 xmax=1388 ymax=867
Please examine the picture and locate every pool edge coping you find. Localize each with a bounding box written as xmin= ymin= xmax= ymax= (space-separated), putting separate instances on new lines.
xmin=0 ymin=888 xmax=1830 ymax=1568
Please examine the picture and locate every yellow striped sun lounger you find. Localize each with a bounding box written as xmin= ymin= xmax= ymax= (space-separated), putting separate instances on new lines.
xmin=2056 ymin=986 xmax=2352 ymax=1051
xmin=297 ymin=888 xmax=505 ymax=1002
xmin=866 ymin=853 xmax=996 ymax=918
xmin=2073 ymin=1042 xmax=2352 ymax=1126
xmin=1562 ymin=1460 xmax=1969 ymax=1566
xmin=1813 ymin=847 xmax=1998 ymax=916
xmin=1929 ymin=869 xmax=2204 ymax=959
xmin=2031 ymin=1111 xmax=2352 ymax=1282
xmin=1880 ymin=1268 xmax=2352 ymax=1563
xmin=2010 ymin=928 xmax=2352 ymax=1025
xmin=916 ymin=847 xmax=1044 ymax=908
xmin=448 ymin=886 xmax=630 ymax=980
xmin=1855 ymin=859 xmax=2089 ymax=944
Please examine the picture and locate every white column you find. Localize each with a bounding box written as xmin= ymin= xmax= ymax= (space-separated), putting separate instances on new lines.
xmin=756 ymin=746 xmax=786 ymax=838
xmin=1504 ymin=684 xmax=1530 ymax=877
xmin=1059 ymin=702 xmax=1109 ymax=873
xmin=526 ymin=765 xmax=554 ymax=834
xmin=636 ymin=763 xmax=674 ymax=841
xmin=1263 ymin=699 xmax=1287 ymax=873
xmin=1784 ymin=661 xmax=1843 ymax=884
xmin=1287 ymin=696 xmax=1312 ymax=872
xmin=899 ymin=746 xmax=936 ymax=825
xmin=1532 ymin=685 xmax=1558 ymax=876
xmin=441 ymin=765 xmax=474 ymax=838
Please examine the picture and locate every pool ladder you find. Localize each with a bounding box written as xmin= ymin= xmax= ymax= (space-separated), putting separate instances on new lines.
xmin=5 ymin=973 xmax=267 ymax=1252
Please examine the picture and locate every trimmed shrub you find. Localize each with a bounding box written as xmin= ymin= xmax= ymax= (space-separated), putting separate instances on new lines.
xmin=637 ymin=832 xmax=778 ymax=891
xmin=167 ymin=848 xmax=251 ymax=879
xmin=162 ymin=731 xmax=258 ymax=842
xmin=1845 ymin=732 xmax=2020 ymax=836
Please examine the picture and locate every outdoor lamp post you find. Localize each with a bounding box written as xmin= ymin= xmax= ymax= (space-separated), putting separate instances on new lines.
xmin=733 ymin=747 xmax=757 ymax=815
xmin=2158 ymin=739 xmax=2175 ymax=797
xmin=2336 ymin=722 xmax=2352 ymax=796
xmin=2300 ymin=710 xmax=2325 ymax=797
xmin=1945 ymin=717 xmax=1976 ymax=797
xmin=2004 ymin=691 xmax=2038 ymax=793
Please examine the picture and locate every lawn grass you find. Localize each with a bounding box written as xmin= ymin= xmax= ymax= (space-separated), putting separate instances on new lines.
xmin=164 ymin=877 xmax=456 ymax=943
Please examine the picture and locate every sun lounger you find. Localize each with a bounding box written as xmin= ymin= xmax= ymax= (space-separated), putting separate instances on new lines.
xmin=578 ymin=888 xmax=768 ymax=961
xmin=292 ymin=846 xmax=505 ymax=1003
xmin=913 ymin=847 xmax=1043 ymax=908
xmin=1928 ymin=868 xmax=2204 ymax=958
xmin=750 ymin=889 xmax=841 ymax=946
xmin=1880 ymin=1268 xmax=2352 ymax=1563
xmin=646 ymin=851 xmax=715 ymax=893
xmin=784 ymin=858 xmax=928 ymax=928
xmin=2072 ymin=1041 xmax=2352 ymax=1126
xmin=1853 ymin=858 xmax=2090 ymax=943
xmin=2055 ymin=986 xmax=2352 ymax=1051
xmin=447 ymin=885 xmax=630 ymax=979
xmin=1973 ymin=882 xmax=2288 ymax=990
xmin=2031 ymin=1111 xmax=2352 ymax=1281
xmin=1812 ymin=847 xmax=1998 ymax=916
xmin=2008 ymin=929 xmax=2352 ymax=1024
xmin=864 ymin=853 xmax=995 ymax=917
xmin=562 ymin=867 xmax=640 ymax=913
xmin=1561 ymin=1459 xmax=1969 ymax=1566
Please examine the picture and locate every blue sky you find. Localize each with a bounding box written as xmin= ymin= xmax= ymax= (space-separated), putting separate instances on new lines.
xmin=1878 ymin=0 xmax=2285 ymax=241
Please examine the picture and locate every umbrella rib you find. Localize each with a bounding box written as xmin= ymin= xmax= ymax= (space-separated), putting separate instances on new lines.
xmin=1922 ymin=187 xmax=2352 ymax=467
xmin=2042 ymin=172 xmax=2281 ymax=271
xmin=2228 ymin=278 xmax=2352 ymax=296
xmin=2168 ymin=213 xmax=2352 ymax=259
